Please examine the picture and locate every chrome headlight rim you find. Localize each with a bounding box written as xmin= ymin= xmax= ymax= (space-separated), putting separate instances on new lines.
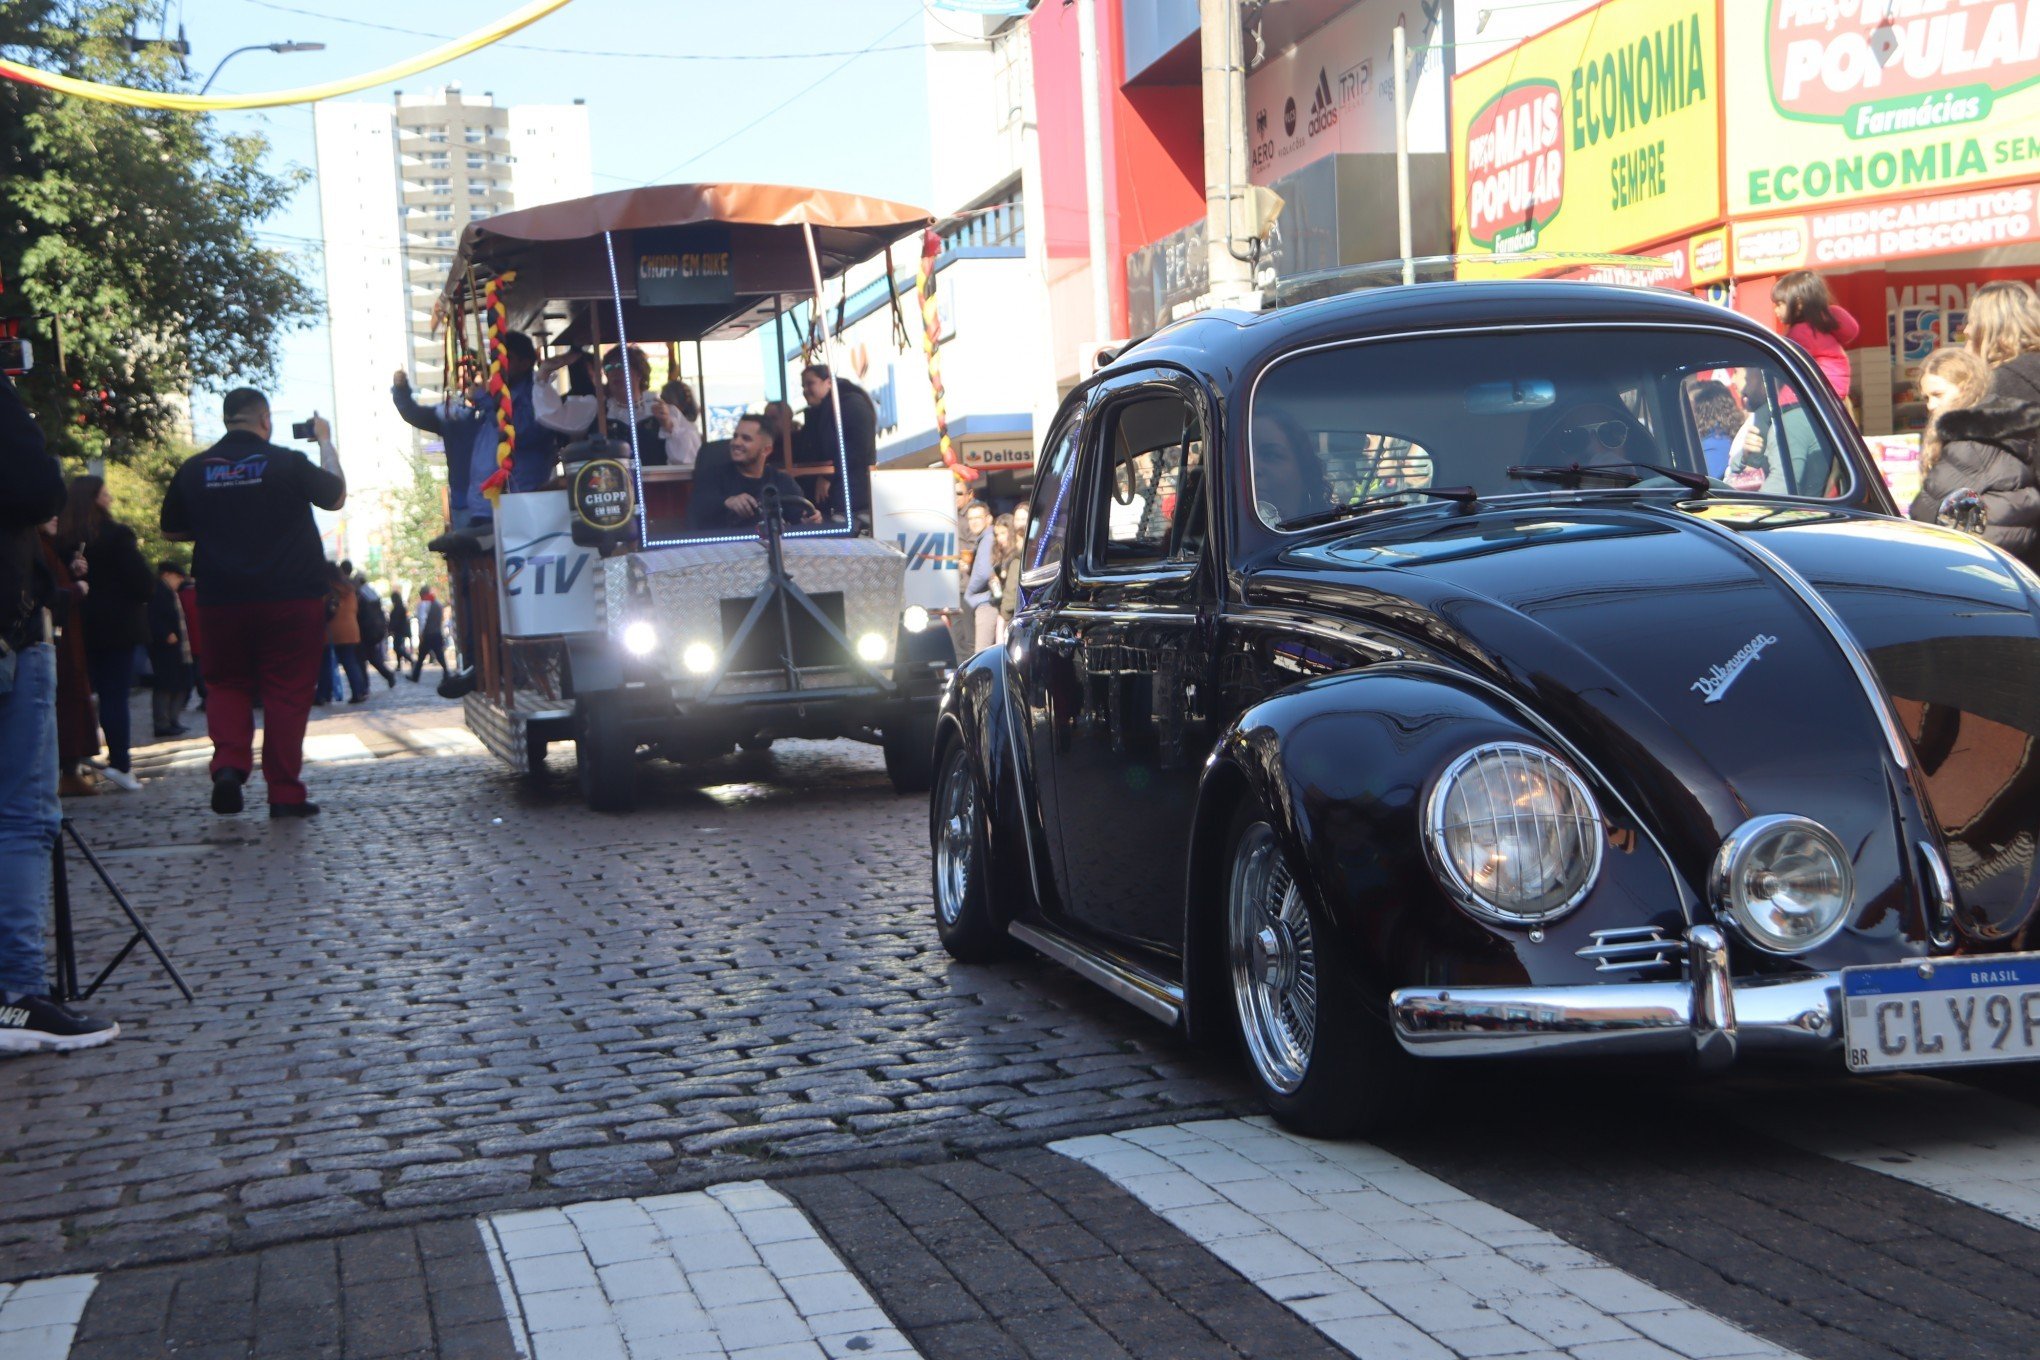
xmin=1423 ymin=740 xmax=1605 ymax=928
xmin=1709 ymin=813 xmax=1855 ymax=955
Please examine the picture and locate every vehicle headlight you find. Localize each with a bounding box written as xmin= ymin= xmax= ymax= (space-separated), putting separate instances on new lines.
xmin=902 ymin=605 xmax=930 ymax=634
xmin=682 ymin=642 xmax=717 ymax=675
xmin=1425 ymin=742 xmax=1603 ymax=924
xmin=622 ymin=621 xmax=657 ymax=657
xmin=1710 ymin=815 xmax=1853 ymax=953
xmin=855 ymin=632 xmax=888 ymax=663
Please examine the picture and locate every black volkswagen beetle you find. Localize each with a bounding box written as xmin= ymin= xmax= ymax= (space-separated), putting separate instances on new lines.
xmin=928 ymin=281 xmax=2040 ymax=1135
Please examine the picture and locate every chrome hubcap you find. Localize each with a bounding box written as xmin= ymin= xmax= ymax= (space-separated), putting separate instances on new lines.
xmin=934 ymin=754 xmax=976 ymax=926
xmin=1229 ymin=822 xmax=1317 ymax=1095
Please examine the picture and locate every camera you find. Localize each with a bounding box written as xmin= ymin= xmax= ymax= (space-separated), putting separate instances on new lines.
xmin=292 ymin=415 xmax=317 ymax=441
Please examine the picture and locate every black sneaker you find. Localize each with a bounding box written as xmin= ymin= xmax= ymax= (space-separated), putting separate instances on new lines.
xmin=0 ymin=995 xmax=120 ymax=1054
xmin=269 ymin=801 xmax=321 ymax=820
xmin=437 ymin=669 xmax=477 ymax=700
xmin=211 ymin=767 xmax=246 ymax=815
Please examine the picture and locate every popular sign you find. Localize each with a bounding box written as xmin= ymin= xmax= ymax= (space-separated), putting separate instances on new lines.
xmin=1728 ymin=0 xmax=2040 ymax=213
xmin=1465 ymin=81 xmax=1564 ymax=251
xmin=1452 ymin=0 xmax=1722 ymax=273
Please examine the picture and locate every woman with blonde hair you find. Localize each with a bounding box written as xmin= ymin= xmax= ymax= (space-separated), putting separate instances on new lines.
xmin=1908 ymin=346 xmax=2040 ymax=567
xmin=1963 ymin=279 xmax=2040 ymax=403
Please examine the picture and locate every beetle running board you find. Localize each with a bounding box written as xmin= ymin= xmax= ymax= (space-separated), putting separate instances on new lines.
xmin=1007 ymin=920 xmax=1183 ymax=1026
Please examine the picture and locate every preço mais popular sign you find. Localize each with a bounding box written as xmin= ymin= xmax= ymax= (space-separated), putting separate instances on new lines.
xmin=1453 ymin=0 xmax=1723 ymax=272
xmin=1728 ymin=0 xmax=2040 ymax=214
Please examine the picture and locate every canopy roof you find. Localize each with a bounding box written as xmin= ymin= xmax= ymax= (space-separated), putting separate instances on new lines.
xmin=442 ymin=183 xmax=934 ymax=345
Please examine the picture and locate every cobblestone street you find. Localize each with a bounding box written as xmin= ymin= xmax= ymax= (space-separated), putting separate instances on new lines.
xmin=4 ymin=688 xmax=2040 ymax=1360
xmin=3 ymin=685 xmax=1250 ymax=1279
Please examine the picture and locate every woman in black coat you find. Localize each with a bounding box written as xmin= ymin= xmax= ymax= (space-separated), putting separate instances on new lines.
xmin=1908 ymin=348 xmax=2040 ymax=570
xmin=57 ymin=476 xmax=155 ymax=789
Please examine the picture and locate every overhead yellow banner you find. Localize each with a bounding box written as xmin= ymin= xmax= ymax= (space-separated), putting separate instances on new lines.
xmin=1452 ymin=0 xmax=1723 ymax=271
xmin=1725 ymin=0 xmax=2040 ymax=215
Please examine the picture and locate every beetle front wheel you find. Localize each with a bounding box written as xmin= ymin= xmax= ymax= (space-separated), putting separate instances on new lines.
xmin=930 ymin=741 xmax=1007 ymax=962
xmin=1224 ymin=803 xmax=1406 ymax=1137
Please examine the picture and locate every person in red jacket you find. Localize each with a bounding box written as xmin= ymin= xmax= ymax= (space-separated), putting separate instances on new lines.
xmin=1772 ymin=270 xmax=1858 ymax=408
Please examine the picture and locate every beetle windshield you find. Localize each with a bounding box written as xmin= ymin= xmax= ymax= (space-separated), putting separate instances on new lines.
xmin=1250 ymin=328 xmax=1853 ymax=531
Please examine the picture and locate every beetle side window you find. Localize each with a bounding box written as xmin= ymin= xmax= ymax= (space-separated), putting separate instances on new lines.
xmin=1091 ymin=392 xmax=1205 ymax=571
xmin=1022 ymin=417 xmax=1082 ymax=585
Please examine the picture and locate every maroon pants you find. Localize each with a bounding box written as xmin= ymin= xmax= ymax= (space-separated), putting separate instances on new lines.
xmin=198 ymin=598 xmax=327 ymax=806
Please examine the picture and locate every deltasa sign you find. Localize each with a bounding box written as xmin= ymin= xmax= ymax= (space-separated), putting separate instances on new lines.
xmin=1730 ymin=0 xmax=2040 ymax=213
xmin=1452 ymin=0 xmax=1722 ymax=274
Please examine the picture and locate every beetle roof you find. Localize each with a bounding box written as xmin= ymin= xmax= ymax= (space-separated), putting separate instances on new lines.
xmin=1109 ymin=281 xmax=1775 ymax=384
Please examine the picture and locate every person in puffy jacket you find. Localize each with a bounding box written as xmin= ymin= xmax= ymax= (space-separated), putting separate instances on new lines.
xmin=1908 ymin=346 xmax=2040 ymax=569
xmin=1963 ymin=279 xmax=2040 ymax=405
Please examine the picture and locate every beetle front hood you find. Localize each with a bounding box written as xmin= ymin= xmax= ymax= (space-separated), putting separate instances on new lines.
xmin=1738 ymin=509 xmax=2040 ymax=947
xmin=1259 ymin=501 xmax=2040 ymax=953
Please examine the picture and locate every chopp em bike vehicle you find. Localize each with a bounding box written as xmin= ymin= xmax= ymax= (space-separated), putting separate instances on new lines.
xmin=931 ymin=280 xmax=2040 ymax=1135
xmin=438 ymin=183 xmax=955 ymax=811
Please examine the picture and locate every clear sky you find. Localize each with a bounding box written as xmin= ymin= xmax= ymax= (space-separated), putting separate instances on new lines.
xmin=175 ymin=0 xmax=934 ymax=436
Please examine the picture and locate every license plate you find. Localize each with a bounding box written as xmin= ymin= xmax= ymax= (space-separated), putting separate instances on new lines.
xmin=1842 ymin=952 xmax=2040 ymax=1073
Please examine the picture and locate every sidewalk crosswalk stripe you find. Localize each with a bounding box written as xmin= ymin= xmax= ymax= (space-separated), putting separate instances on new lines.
xmin=0 ymin=1275 xmax=96 ymax=1360
xmin=481 ymin=1181 xmax=922 ymax=1360
xmin=1725 ymin=1073 xmax=2040 ymax=1232
xmin=1054 ymin=1118 xmax=1801 ymax=1360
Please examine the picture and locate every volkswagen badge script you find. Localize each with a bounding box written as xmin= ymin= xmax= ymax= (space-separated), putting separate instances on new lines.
xmin=1691 ymin=633 xmax=1778 ymax=703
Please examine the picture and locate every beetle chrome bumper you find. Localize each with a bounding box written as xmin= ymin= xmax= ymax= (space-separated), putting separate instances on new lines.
xmin=1389 ymin=926 xmax=1840 ymax=1067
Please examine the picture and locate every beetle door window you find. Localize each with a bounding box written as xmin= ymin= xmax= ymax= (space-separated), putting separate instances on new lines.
xmin=1092 ymin=393 xmax=1205 ymax=571
xmin=1023 ymin=417 xmax=1082 ymax=585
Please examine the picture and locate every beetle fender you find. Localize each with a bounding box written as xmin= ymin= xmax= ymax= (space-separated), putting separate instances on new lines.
xmin=933 ymin=647 xmax=1046 ymax=925
xmin=1182 ymin=668 xmax=1609 ymax=1041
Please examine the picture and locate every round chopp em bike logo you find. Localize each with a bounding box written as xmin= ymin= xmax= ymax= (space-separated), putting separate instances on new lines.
xmin=1768 ymin=0 xmax=2040 ymax=138
xmin=1464 ymin=79 xmax=1565 ymax=253
xmin=571 ymin=458 xmax=636 ymax=532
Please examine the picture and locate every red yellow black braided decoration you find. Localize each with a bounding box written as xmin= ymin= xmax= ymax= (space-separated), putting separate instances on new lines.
xmin=917 ymin=229 xmax=977 ymax=485
xmin=477 ymin=270 xmax=519 ymax=505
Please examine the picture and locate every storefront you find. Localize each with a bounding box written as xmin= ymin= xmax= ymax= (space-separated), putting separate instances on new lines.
xmin=1451 ymin=0 xmax=2040 ymax=445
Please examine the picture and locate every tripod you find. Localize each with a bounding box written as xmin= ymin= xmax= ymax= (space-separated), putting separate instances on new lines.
xmin=49 ymin=818 xmax=194 ymax=1004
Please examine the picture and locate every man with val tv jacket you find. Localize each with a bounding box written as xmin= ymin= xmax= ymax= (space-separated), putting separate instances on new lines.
xmin=161 ymin=388 xmax=346 ymax=819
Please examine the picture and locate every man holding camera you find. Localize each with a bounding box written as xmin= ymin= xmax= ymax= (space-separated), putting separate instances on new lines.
xmin=161 ymin=389 xmax=345 ymax=819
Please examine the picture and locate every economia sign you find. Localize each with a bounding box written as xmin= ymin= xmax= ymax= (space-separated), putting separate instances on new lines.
xmin=1452 ymin=0 xmax=1722 ymax=273
xmin=1730 ymin=0 xmax=2040 ymax=212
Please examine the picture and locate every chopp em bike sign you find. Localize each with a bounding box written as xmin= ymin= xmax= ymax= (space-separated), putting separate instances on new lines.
xmin=1453 ymin=0 xmax=1723 ymax=274
xmin=1731 ymin=0 xmax=2040 ymax=213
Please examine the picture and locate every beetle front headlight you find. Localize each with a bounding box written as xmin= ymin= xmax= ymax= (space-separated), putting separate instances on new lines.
xmin=1710 ymin=815 xmax=1853 ymax=953
xmin=1425 ymin=742 xmax=1603 ymax=925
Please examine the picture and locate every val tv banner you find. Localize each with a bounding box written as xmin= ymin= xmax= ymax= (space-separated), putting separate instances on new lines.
xmin=1728 ymin=0 xmax=2040 ymax=215
xmin=1452 ymin=0 xmax=1723 ymax=272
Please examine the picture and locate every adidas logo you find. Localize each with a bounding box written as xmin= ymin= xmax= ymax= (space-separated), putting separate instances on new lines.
xmin=1307 ymin=67 xmax=1340 ymax=135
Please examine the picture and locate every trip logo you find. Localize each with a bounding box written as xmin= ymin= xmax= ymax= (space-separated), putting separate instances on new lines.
xmin=1769 ymin=0 xmax=2037 ymax=138
xmin=1465 ymin=79 xmax=1565 ymax=252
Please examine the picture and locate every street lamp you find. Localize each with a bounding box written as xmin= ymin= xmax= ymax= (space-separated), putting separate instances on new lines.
xmin=198 ymin=41 xmax=325 ymax=96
